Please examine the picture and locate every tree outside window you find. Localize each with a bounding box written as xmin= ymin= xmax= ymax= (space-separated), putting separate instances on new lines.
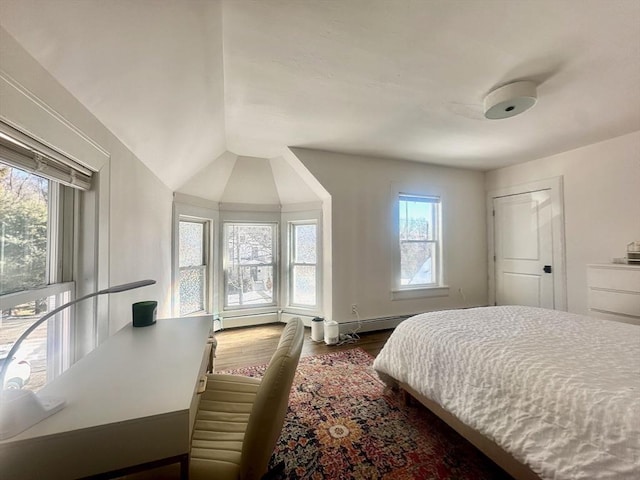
xmin=1 ymin=163 xmax=72 ymax=392
xmin=0 ymin=164 xmax=48 ymax=296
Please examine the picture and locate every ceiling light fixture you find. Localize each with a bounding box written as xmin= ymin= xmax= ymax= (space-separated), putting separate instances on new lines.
xmin=484 ymin=81 xmax=537 ymax=120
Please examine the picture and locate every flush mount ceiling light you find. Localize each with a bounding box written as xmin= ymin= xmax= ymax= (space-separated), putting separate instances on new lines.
xmin=484 ymin=81 xmax=537 ymax=120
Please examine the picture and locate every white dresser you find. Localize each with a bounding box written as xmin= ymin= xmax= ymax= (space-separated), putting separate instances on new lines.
xmin=587 ymin=264 xmax=640 ymax=325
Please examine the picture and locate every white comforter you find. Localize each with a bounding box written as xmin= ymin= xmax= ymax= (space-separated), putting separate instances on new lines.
xmin=373 ymin=306 xmax=640 ymax=480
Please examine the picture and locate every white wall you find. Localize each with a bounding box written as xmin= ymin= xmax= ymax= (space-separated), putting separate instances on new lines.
xmin=292 ymin=148 xmax=488 ymax=323
xmin=0 ymin=26 xmax=174 ymax=348
xmin=485 ymin=131 xmax=640 ymax=315
xmin=108 ymin=148 xmax=174 ymax=334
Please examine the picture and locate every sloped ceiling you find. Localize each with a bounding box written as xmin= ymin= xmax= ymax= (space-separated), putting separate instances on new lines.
xmin=177 ymin=152 xmax=319 ymax=204
xmin=1 ymin=0 xmax=639 ymax=191
xmin=0 ymin=0 xmax=227 ymax=190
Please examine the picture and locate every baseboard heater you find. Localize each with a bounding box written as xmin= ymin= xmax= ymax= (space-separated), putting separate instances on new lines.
xmin=339 ymin=305 xmax=486 ymax=334
xmin=218 ymin=312 xmax=279 ymax=330
xmin=339 ymin=314 xmax=413 ymax=334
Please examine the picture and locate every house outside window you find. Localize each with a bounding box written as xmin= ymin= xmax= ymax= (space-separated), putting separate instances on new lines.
xmin=224 ymin=222 xmax=277 ymax=308
xmin=178 ymin=219 xmax=210 ymax=316
xmin=398 ymin=194 xmax=441 ymax=288
xmin=0 ymin=161 xmax=76 ymax=392
xmin=289 ymin=221 xmax=317 ymax=308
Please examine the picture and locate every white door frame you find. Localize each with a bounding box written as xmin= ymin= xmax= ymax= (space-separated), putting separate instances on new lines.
xmin=487 ymin=176 xmax=567 ymax=311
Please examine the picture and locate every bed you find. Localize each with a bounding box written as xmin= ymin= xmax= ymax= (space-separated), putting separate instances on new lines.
xmin=372 ymin=305 xmax=640 ymax=480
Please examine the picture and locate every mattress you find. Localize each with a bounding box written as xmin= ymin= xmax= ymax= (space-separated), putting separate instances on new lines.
xmin=373 ymin=306 xmax=640 ymax=480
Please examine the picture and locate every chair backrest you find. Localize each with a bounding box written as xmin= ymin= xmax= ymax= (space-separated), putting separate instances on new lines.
xmin=239 ymin=318 xmax=304 ymax=480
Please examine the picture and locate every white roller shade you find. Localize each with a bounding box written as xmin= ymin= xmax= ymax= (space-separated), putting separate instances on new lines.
xmin=0 ymin=125 xmax=92 ymax=190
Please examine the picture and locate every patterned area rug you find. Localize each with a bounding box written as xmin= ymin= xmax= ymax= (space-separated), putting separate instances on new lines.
xmin=221 ymin=348 xmax=511 ymax=480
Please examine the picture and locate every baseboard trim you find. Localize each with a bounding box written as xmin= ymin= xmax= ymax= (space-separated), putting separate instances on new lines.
xmin=222 ymin=305 xmax=488 ymax=332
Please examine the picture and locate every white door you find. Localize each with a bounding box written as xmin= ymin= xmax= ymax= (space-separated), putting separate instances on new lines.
xmin=493 ymin=190 xmax=554 ymax=308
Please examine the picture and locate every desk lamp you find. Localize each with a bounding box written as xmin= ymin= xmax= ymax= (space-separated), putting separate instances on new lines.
xmin=0 ymin=279 xmax=156 ymax=440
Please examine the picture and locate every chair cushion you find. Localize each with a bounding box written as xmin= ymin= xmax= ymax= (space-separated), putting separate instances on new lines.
xmin=190 ymin=374 xmax=261 ymax=480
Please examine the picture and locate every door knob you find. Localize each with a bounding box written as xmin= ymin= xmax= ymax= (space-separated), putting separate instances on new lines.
xmin=543 ymin=265 xmax=552 ymax=273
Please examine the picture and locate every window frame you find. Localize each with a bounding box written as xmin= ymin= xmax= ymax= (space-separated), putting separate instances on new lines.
xmin=222 ymin=221 xmax=279 ymax=311
xmin=392 ymin=191 xmax=448 ymax=300
xmin=0 ymin=161 xmax=76 ymax=387
xmin=177 ymin=217 xmax=211 ymax=317
xmin=172 ymin=197 xmax=218 ymax=318
xmin=288 ymin=220 xmax=319 ymax=309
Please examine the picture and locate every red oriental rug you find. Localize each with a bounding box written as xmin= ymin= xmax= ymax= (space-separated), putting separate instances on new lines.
xmin=220 ymin=348 xmax=511 ymax=480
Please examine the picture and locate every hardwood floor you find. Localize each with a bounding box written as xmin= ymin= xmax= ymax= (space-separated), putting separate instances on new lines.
xmin=214 ymin=323 xmax=394 ymax=370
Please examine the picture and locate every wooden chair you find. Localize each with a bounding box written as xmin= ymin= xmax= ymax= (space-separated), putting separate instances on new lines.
xmin=190 ymin=318 xmax=304 ymax=480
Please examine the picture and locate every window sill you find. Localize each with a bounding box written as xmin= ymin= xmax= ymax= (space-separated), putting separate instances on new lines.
xmin=391 ymin=285 xmax=449 ymax=300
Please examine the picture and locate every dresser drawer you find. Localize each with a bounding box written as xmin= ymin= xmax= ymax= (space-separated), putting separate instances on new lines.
xmin=588 ymin=309 xmax=640 ymax=326
xmin=588 ymin=289 xmax=640 ymax=318
xmin=587 ymin=266 xmax=640 ymax=292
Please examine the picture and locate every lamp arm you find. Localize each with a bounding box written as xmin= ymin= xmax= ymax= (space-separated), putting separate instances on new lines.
xmin=0 ymin=292 xmax=95 ymax=390
xmin=0 ymin=279 xmax=156 ymax=391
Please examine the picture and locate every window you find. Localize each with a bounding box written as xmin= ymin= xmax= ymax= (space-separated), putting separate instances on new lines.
xmin=398 ymin=194 xmax=441 ymax=288
xmin=289 ymin=222 xmax=317 ymax=307
xmin=224 ymin=223 xmax=277 ymax=308
xmin=178 ymin=219 xmax=210 ymax=316
xmin=0 ymin=163 xmax=75 ymax=392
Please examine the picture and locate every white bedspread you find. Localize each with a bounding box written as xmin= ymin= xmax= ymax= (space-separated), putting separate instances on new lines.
xmin=373 ymin=306 xmax=640 ymax=480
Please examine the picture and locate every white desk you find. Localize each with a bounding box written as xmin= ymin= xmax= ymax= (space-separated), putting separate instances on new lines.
xmin=0 ymin=315 xmax=212 ymax=479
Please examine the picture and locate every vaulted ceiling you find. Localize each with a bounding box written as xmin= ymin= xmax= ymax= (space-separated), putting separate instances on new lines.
xmin=1 ymin=0 xmax=639 ymax=191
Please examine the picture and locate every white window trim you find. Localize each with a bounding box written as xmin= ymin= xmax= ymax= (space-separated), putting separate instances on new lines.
xmin=220 ymin=220 xmax=281 ymax=312
xmin=0 ymin=281 xmax=73 ymax=310
xmin=391 ymin=286 xmax=449 ymax=300
xmin=281 ymin=209 xmax=322 ymax=316
xmin=217 ymin=209 xmax=282 ymax=318
xmin=391 ymin=187 xmax=449 ymax=300
xmin=0 ymin=282 xmax=75 ymax=379
xmin=172 ymin=196 xmax=218 ymax=318
xmin=217 ymin=210 xmax=279 ymax=322
xmin=178 ymin=217 xmax=211 ymax=316
xmin=288 ymin=220 xmax=319 ymax=310
xmin=1 ymin=107 xmax=106 ymax=363
xmin=0 ymin=159 xmax=78 ymax=384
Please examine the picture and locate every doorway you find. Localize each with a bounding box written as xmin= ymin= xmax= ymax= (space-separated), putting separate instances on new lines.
xmin=488 ymin=177 xmax=566 ymax=310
